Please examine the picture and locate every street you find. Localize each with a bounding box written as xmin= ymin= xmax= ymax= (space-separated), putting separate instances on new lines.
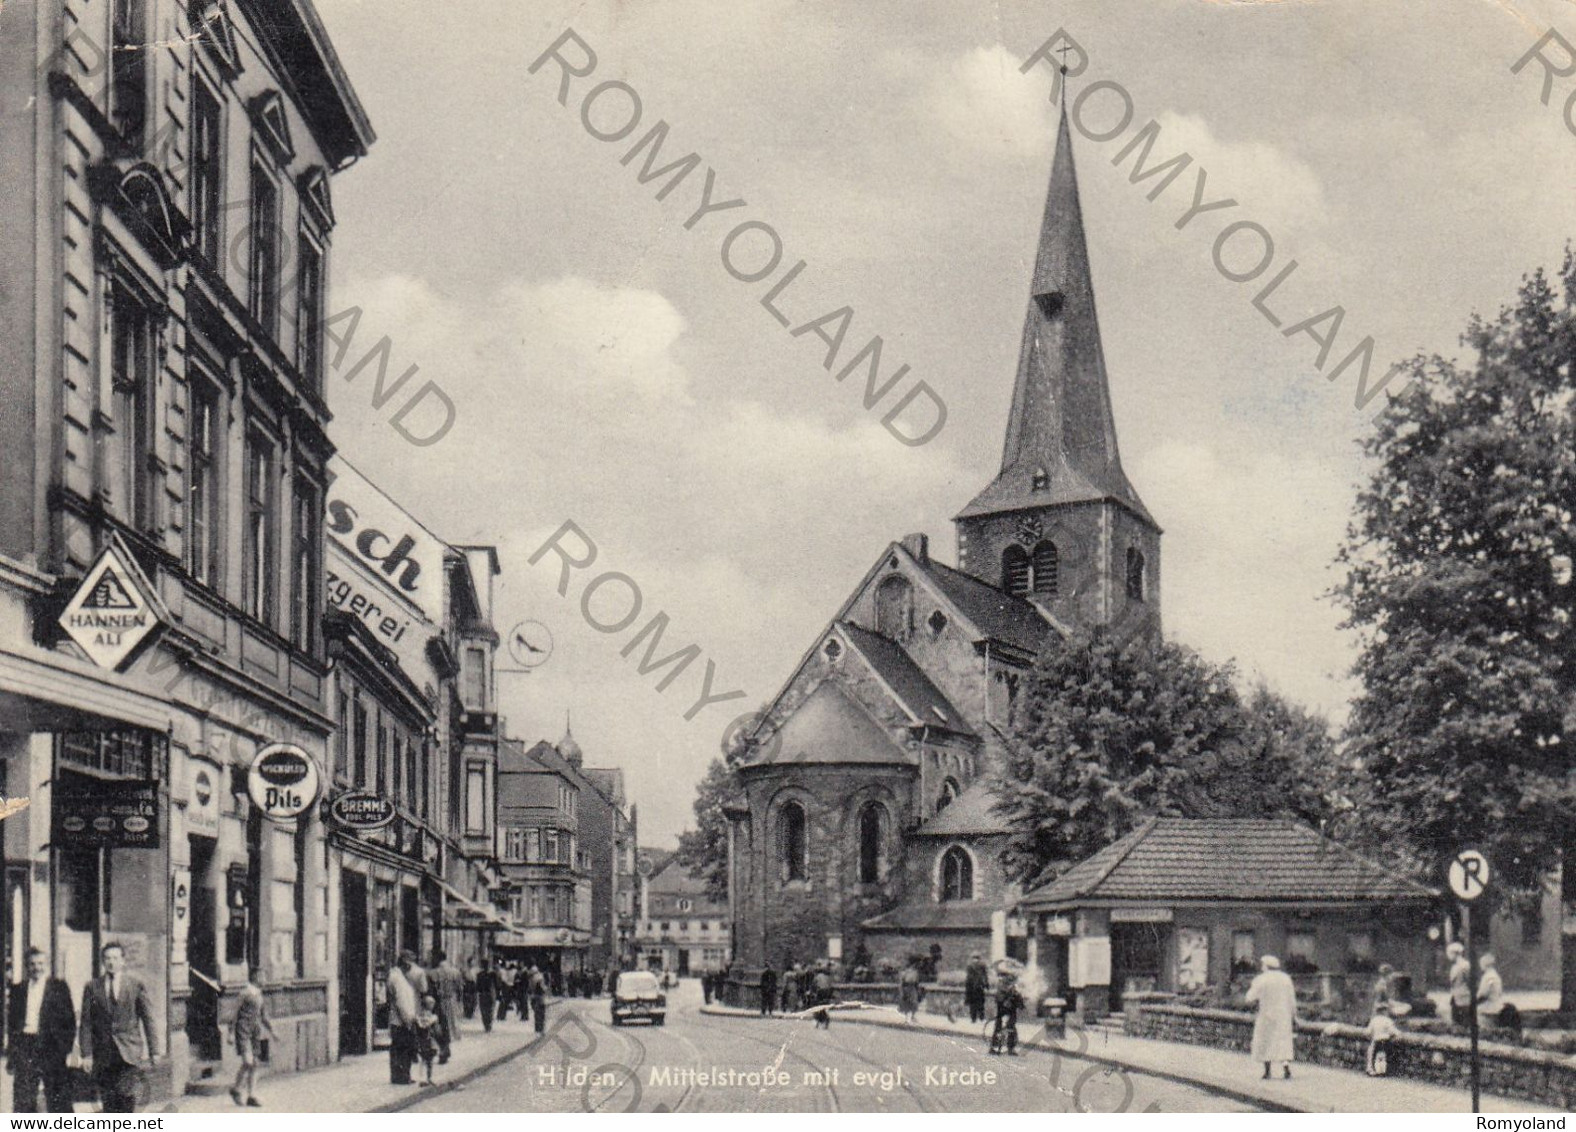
xmin=405 ymin=983 xmax=1260 ymax=1113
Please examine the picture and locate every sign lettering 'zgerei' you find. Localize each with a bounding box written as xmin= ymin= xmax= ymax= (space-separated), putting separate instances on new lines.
xmin=248 ymin=744 xmax=323 ymax=822
xmin=329 ymin=790 xmax=397 ymax=831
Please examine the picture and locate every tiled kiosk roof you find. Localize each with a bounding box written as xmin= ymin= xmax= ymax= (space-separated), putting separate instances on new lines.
xmin=1020 ymin=818 xmax=1439 ymax=909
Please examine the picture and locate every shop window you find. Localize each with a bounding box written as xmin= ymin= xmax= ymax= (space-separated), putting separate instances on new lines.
xmin=1285 ymin=931 xmax=1318 ymax=973
xmin=1231 ymin=930 xmax=1256 ymax=976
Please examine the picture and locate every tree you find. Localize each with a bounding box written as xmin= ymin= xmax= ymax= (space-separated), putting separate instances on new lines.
xmin=1336 ymin=251 xmax=1576 ymax=1008
xmin=992 ymin=625 xmax=1339 ymax=887
xmin=674 ymin=757 xmax=739 ymax=903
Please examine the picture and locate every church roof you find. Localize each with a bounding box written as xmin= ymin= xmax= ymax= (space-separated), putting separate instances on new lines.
xmin=916 ymin=781 xmax=1011 ymax=836
xmin=839 ymin=622 xmax=975 ymax=736
xmin=862 ymin=898 xmax=996 ymax=933
xmin=1020 ymin=818 xmax=1439 ymax=909
xmin=745 ymin=680 xmax=915 ymax=767
xmin=916 ymin=559 xmax=1053 ymax=655
xmin=956 ymin=96 xmax=1155 ymax=530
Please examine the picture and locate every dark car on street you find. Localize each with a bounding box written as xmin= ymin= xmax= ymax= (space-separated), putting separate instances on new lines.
xmin=611 ymin=970 xmax=666 ymax=1026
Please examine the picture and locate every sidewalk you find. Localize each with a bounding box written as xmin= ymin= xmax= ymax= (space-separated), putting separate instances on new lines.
xmin=698 ymin=1002 xmax=1561 ymax=1114
xmin=160 ymin=1012 xmax=551 ymax=1114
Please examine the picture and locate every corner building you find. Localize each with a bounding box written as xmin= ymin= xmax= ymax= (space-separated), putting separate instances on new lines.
xmin=0 ymin=0 xmax=371 ymax=1103
xmin=728 ymin=101 xmax=1160 ymax=976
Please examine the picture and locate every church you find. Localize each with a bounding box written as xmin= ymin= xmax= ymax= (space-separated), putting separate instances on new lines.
xmin=724 ymin=100 xmax=1162 ymax=974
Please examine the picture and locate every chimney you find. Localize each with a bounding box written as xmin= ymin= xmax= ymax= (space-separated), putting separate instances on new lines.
xmin=901 ymin=533 xmax=929 ymax=563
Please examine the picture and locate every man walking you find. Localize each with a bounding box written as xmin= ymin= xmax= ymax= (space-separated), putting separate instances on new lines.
xmin=78 ymin=941 xmax=160 ymax=1112
xmin=7 ymin=947 xmax=75 ymax=1112
xmin=387 ymin=952 xmax=419 ymax=1085
xmin=964 ymin=953 xmax=990 ymax=1025
xmin=758 ymin=964 xmax=777 ymax=1016
xmin=475 ymin=959 xmax=498 ymax=1033
xmin=428 ymin=950 xmax=463 ymax=1065
xmin=527 ymin=965 xmax=548 ymax=1035
xmin=497 ymin=963 xmax=516 ymax=1022
xmin=1246 ymin=955 xmax=1297 ymax=1080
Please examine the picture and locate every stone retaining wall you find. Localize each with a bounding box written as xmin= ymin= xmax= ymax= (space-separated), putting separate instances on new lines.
xmin=1129 ymin=1004 xmax=1576 ymax=1110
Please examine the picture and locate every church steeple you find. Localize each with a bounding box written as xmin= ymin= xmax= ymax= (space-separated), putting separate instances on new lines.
xmin=960 ymin=100 xmax=1152 ymax=528
xmin=954 ymin=98 xmax=1161 ymax=634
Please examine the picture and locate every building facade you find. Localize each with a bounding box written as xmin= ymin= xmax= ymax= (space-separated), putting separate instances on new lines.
xmin=0 ymin=0 xmax=372 ymax=1101
xmin=321 ymin=458 xmax=502 ymax=1057
xmin=635 ymin=855 xmax=730 ymax=976
xmin=726 ymin=99 xmax=1160 ymax=975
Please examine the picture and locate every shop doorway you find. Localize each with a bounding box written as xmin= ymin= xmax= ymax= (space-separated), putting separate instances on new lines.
xmin=186 ymin=836 xmax=222 ymax=1061
xmin=340 ymin=870 xmax=369 ymax=1056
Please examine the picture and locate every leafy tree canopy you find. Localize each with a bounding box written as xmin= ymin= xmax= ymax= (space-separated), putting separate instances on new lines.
xmin=993 ymin=625 xmax=1342 ymax=888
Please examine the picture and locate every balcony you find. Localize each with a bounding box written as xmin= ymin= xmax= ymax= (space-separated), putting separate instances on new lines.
xmin=456 ymin=708 xmax=497 ymax=737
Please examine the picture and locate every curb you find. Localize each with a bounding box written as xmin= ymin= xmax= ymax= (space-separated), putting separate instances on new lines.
xmin=698 ymin=1004 xmax=1298 ymax=1114
xmin=374 ymin=999 xmax=577 ymax=1114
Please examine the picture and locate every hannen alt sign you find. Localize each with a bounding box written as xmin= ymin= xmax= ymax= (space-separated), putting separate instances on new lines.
xmin=58 ymin=535 xmax=166 ymax=670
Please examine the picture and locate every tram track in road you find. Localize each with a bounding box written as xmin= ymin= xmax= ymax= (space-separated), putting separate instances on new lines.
xmin=691 ymin=1015 xmax=844 ymax=1111
xmin=703 ymin=1010 xmax=955 ymax=1112
xmin=577 ymin=1012 xmax=703 ymax=1113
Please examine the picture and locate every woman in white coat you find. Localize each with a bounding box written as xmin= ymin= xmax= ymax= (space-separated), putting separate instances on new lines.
xmin=1245 ymin=955 xmax=1297 ymax=1080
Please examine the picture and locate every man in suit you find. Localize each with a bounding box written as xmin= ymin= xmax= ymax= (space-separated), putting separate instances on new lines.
xmin=7 ymin=947 xmax=76 ymax=1112
xmin=77 ymin=942 xmax=159 ymax=1113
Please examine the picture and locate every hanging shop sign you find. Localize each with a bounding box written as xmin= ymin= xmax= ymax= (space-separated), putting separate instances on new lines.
xmin=57 ymin=535 xmax=167 ymax=670
xmin=329 ymin=790 xmax=397 ymax=831
xmin=187 ymin=759 xmax=221 ymax=838
xmin=247 ymin=743 xmax=321 ymax=821
xmin=52 ymin=776 xmax=159 ymax=848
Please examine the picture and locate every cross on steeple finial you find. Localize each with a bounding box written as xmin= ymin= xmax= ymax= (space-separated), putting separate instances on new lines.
xmin=1055 ymin=42 xmax=1074 ymax=75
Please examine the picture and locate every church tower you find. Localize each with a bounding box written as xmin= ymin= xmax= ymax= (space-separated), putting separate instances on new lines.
xmin=954 ymin=97 xmax=1160 ymax=638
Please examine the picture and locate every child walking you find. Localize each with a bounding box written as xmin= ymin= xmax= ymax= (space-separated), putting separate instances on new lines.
xmin=1365 ymin=1001 xmax=1398 ymax=1076
xmin=415 ymin=994 xmax=441 ymax=1087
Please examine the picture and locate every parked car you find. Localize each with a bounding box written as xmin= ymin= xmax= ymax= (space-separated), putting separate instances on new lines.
xmin=612 ymin=970 xmax=666 ymax=1026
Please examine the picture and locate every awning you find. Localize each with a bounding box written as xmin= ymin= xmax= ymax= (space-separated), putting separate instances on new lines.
xmin=434 ymin=876 xmax=519 ymax=934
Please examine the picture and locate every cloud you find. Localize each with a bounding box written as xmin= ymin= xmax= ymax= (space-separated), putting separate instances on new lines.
xmin=924 ymin=44 xmax=1058 ymax=158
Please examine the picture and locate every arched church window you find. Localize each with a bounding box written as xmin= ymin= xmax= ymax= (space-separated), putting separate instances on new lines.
xmin=1031 ymin=541 xmax=1059 ymax=597
xmin=1126 ymin=547 xmax=1147 ymax=602
xmin=857 ymin=802 xmax=885 ymax=883
xmin=936 ymin=777 xmax=960 ymax=814
xmin=875 ymin=575 xmax=913 ymax=639
xmin=940 ymin=845 xmax=973 ymax=902
xmin=1001 ymin=545 xmax=1031 ymax=597
xmin=778 ymin=801 xmax=808 ymax=882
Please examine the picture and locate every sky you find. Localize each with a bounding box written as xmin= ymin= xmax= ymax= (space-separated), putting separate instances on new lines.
xmin=310 ymin=0 xmax=1576 ymax=846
